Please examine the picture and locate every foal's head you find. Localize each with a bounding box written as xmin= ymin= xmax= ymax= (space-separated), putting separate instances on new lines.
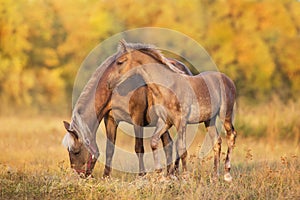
xmin=62 ymin=121 xmax=97 ymax=178
xmin=107 ymin=40 xmax=185 ymax=89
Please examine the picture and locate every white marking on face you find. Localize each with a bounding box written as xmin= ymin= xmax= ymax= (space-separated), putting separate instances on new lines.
xmin=62 ymin=133 xmax=75 ymax=150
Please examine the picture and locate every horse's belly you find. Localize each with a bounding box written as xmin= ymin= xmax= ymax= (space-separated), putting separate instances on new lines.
xmin=188 ymin=108 xmax=212 ymax=123
xmin=188 ymin=102 xmax=219 ymax=123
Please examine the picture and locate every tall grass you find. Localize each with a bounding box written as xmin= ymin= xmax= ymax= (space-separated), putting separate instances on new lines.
xmin=0 ymin=151 xmax=299 ymax=199
xmin=0 ymin=100 xmax=299 ymax=199
xmin=235 ymin=98 xmax=300 ymax=143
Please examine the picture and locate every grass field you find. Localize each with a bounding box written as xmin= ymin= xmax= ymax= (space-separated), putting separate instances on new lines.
xmin=0 ymin=105 xmax=299 ymax=199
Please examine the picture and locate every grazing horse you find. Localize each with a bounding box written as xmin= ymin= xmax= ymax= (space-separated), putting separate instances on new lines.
xmin=110 ymin=40 xmax=237 ymax=182
xmin=62 ymin=42 xmax=192 ymax=177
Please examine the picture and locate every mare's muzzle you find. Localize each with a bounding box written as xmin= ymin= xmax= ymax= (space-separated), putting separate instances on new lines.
xmin=73 ymin=153 xmax=97 ymax=178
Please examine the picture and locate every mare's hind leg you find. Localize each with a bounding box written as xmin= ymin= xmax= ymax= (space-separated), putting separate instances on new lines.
xmin=223 ymin=120 xmax=237 ymax=182
xmin=204 ymin=117 xmax=221 ymax=178
xmin=160 ymin=131 xmax=174 ymax=175
xmin=174 ymin=147 xmax=180 ymax=174
xmin=103 ymin=114 xmax=118 ymax=177
xmin=133 ymin=125 xmax=146 ymax=176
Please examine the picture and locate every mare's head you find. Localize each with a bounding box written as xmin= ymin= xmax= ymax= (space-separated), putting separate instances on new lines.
xmin=62 ymin=121 xmax=97 ymax=178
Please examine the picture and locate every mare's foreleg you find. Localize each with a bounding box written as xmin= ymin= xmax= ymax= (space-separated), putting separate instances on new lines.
xmin=174 ymin=148 xmax=180 ymax=174
xmin=133 ymin=125 xmax=146 ymax=176
xmin=103 ymin=115 xmax=117 ymax=177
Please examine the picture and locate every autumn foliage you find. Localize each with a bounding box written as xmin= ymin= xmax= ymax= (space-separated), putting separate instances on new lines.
xmin=0 ymin=0 xmax=299 ymax=112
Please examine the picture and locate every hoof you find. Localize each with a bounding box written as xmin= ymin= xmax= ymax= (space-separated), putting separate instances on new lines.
xmin=168 ymin=174 xmax=178 ymax=181
xmin=224 ymin=173 xmax=233 ymax=182
xmin=181 ymin=171 xmax=190 ymax=180
xmin=138 ymin=172 xmax=147 ymax=176
xmin=155 ymin=168 xmax=163 ymax=173
xmin=167 ymin=165 xmax=175 ymax=176
xmin=86 ymin=174 xmax=94 ymax=179
xmin=102 ymin=173 xmax=110 ymax=179
xmin=79 ymin=173 xmax=86 ymax=179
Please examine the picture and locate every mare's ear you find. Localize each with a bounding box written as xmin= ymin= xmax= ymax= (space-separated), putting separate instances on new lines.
xmin=118 ymin=39 xmax=128 ymax=53
xmin=63 ymin=121 xmax=70 ymax=130
xmin=63 ymin=121 xmax=78 ymax=140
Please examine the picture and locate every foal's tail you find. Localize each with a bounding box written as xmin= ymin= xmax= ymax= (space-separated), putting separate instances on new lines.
xmin=218 ymin=73 xmax=237 ymax=127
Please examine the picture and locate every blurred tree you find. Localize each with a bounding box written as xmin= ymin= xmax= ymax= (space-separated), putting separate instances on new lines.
xmin=54 ymin=0 xmax=122 ymax=99
xmin=204 ymin=0 xmax=299 ymax=101
xmin=0 ymin=0 xmax=31 ymax=106
xmin=0 ymin=0 xmax=121 ymax=112
xmin=0 ymin=0 xmax=300 ymax=113
xmin=275 ymin=36 xmax=300 ymax=98
xmin=22 ymin=0 xmax=66 ymax=108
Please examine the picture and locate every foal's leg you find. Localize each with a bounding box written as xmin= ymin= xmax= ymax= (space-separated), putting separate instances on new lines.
xmin=213 ymin=136 xmax=222 ymax=178
xmin=173 ymin=119 xmax=189 ymax=174
xmin=133 ymin=125 xmax=146 ymax=176
xmin=103 ymin=115 xmax=117 ymax=177
xmin=151 ymin=118 xmax=171 ymax=172
xmin=175 ymin=123 xmax=188 ymax=172
xmin=204 ymin=118 xmax=221 ymax=178
xmin=160 ymin=131 xmax=174 ymax=175
xmin=223 ymin=120 xmax=237 ymax=182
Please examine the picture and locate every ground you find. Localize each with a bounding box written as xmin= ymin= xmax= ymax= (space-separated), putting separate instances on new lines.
xmin=0 ymin=116 xmax=299 ymax=199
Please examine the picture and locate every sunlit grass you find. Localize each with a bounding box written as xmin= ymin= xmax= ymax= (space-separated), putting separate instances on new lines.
xmin=0 ymin=101 xmax=299 ymax=199
xmin=0 ymin=151 xmax=299 ymax=199
xmin=235 ymin=98 xmax=300 ymax=143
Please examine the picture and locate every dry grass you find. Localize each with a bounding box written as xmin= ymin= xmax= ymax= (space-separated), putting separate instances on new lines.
xmin=235 ymin=98 xmax=300 ymax=143
xmin=0 ymin=101 xmax=299 ymax=199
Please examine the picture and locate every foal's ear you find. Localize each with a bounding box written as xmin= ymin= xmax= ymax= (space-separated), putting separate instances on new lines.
xmin=118 ymin=39 xmax=128 ymax=52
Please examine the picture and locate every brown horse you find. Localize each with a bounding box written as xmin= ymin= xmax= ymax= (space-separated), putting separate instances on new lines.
xmin=110 ymin=40 xmax=237 ymax=182
xmin=62 ymin=42 xmax=192 ymax=177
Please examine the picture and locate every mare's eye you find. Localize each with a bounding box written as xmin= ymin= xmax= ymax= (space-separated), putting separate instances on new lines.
xmin=69 ymin=149 xmax=80 ymax=156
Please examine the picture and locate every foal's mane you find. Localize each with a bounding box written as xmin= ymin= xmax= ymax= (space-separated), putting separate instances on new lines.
xmin=122 ymin=42 xmax=185 ymax=74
